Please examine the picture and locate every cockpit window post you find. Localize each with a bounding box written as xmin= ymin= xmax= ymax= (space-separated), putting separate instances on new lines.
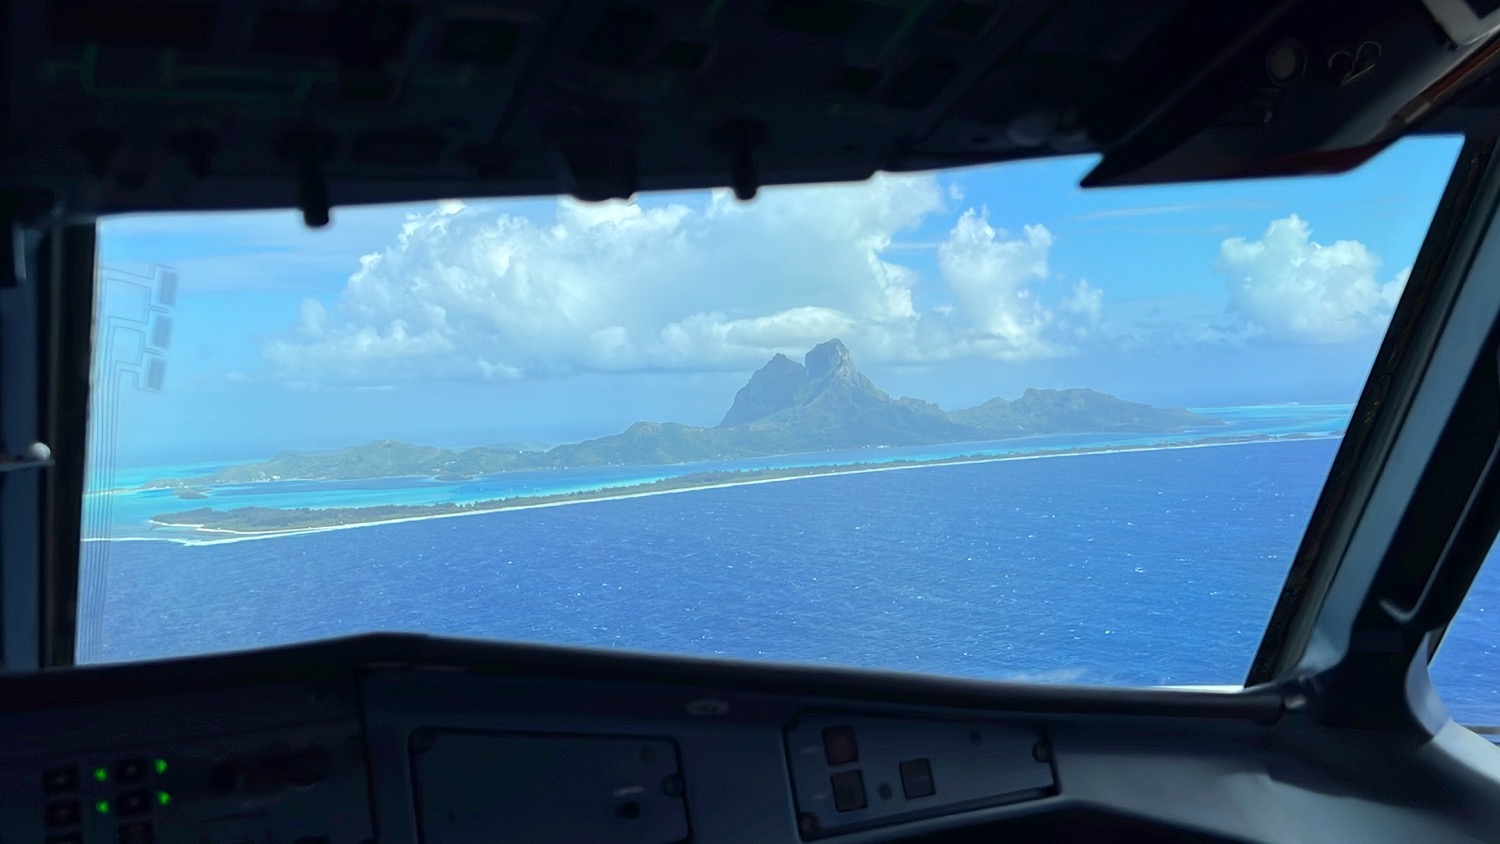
xmin=0 ymin=202 xmax=84 ymax=673
xmin=1249 ymin=135 xmax=1500 ymax=731
xmin=1247 ymin=136 xmax=1500 ymax=690
xmin=37 ymin=224 xmax=96 ymax=669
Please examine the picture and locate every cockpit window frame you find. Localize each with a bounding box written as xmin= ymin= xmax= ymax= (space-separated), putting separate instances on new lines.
xmin=1247 ymin=135 xmax=1500 ymax=698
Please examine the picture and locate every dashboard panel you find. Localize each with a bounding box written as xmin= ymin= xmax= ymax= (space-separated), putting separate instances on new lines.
xmin=1 ymin=634 xmax=1498 ymax=844
xmin=409 ymin=730 xmax=689 ymax=844
xmin=782 ymin=713 xmax=1053 ymax=836
xmin=1 ymin=681 xmax=371 ymax=844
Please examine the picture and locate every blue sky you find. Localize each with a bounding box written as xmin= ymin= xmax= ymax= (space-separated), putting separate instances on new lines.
xmin=92 ymin=136 xmax=1464 ymax=466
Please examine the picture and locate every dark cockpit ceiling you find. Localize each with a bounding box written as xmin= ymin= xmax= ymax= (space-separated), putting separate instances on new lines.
xmin=9 ymin=0 xmax=1500 ymax=223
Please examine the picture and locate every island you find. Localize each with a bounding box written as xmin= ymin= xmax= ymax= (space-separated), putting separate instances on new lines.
xmin=142 ymin=338 xmax=1253 ymax=535
xmin=146 ymin=339 xmax=1215 ymax=488
xmin=148 ymin=433 xmax=1324 ymax=537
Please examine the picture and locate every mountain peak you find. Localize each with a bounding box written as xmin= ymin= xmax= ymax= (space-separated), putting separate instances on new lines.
xmin=719 ymin=352 xmax=809 ymax=428
xmin=719 ymin=338 xmax=895 ymax=429
xmin=805 ymin=338 xmax=855 ymax=381
xmin=719 ymin=339 xmax=868 ymax=428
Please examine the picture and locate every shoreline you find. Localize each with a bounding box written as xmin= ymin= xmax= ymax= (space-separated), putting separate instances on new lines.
xmin=88 ymin=434 xmax=1341 ymax=546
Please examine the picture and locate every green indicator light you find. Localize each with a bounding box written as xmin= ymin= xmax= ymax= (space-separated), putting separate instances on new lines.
xmin=94 ymin=800 xmax=109 ymax=815
xmin=156 ymin=791 xmax=171 ymax=807
xmin=153 ymin=758 xmax=167 ymax=775
xmin=92 ymin=767 xmax=107 ymax=783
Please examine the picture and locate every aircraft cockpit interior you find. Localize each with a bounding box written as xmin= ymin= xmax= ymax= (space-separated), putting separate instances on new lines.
xmin=9 ymin=0 xmax=1500 ymax=841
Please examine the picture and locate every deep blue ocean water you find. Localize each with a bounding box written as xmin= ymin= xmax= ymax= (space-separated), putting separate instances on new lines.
xmin=78 ymin=429 xmax=1500 ymax=725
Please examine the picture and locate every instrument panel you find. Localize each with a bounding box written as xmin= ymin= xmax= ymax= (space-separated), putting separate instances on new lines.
xmin=783 ymin=714 xmax=1053 ymax=837
xmin=0 ymin=634 xmax=1496 ymax=844
xmin=410 ymin=732 xmax=689 ymax=844
xmin=2 ymin=682 xmax=371 ymax=844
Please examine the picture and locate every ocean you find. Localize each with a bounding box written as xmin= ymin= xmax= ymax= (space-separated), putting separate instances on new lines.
xmin=76 ymin=407 xmax=1500 ymax=726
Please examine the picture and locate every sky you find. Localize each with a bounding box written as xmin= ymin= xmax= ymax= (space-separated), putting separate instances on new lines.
xmin=91 ymin=135 xmax=1465 ymax=467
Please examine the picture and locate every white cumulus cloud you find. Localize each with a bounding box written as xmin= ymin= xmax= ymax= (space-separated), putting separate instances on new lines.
xmin=1061 ymin=280 xmax=1104 ymax=339
xmin=264 ymin=178 xmax=1099 ymax=385
xmin=1216 ymin=214 xmax=1408 ymax=343
xmin=936 ymin=211 xmax=1068 ymax=359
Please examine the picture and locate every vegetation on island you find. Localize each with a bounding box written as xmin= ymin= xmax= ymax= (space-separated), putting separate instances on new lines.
xmin=143 ymin=339 xmax=1218 ymax=491
xmin=147 ymin=433 xmax=1323 ymax=535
